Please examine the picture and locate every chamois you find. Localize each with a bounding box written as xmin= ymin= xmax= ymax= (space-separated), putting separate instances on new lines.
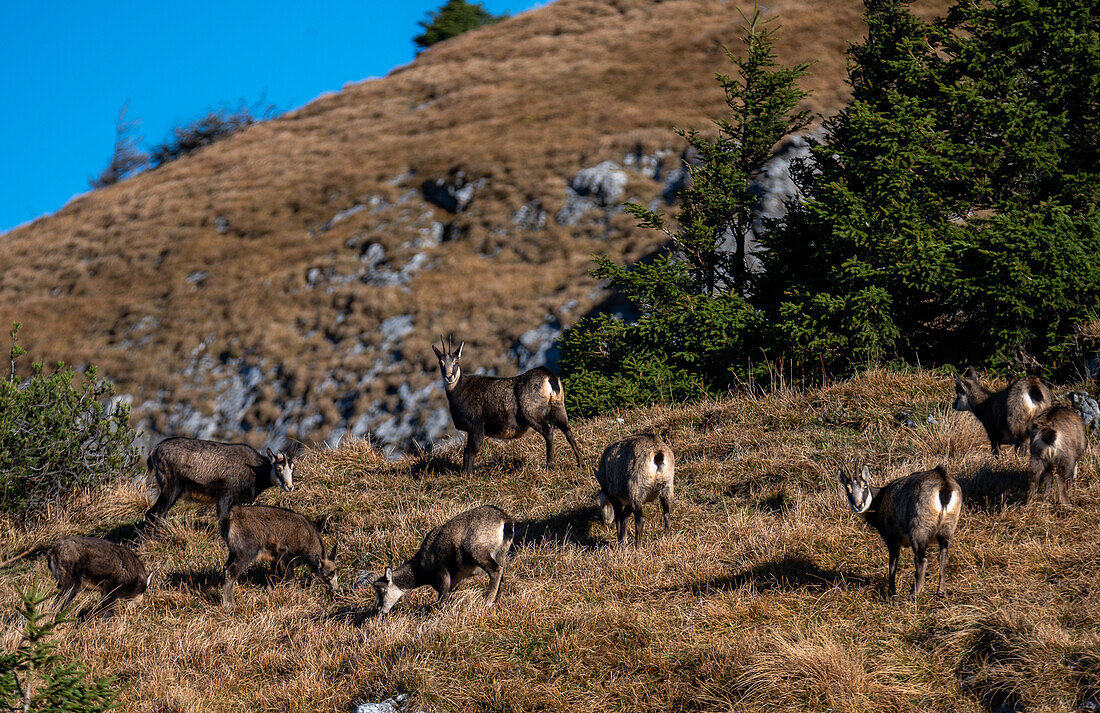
xmin=47 ymin=537 xmax=151 ymax=619
xmin=143 ymin=437 xmax=298 ymax=526
xmin=838 ymin=465 xmax=962 ymax=601
xmin=219 ymin=505 xmax=338 ymax=610
xmin=953 ymin=367 xmax=1051 ymax=456
xmin=371 ymin=505 xmax=514 ymax=615
xmin=1027 ymin=406 xmax=1087 ymax=507
xmin=595 ymin=433 xmax=675 ymax=547
xmin=432 ymin=335 xmax=582 ymax=474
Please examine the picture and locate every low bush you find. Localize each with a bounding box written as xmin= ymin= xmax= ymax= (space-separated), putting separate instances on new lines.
xmin=0 ymin=324 xmax=141 ymax=518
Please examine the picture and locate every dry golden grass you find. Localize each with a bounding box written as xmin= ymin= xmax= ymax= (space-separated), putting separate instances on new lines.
xmin=1 ymin=369 xmax=1097 ymax=712
xmin=0 ymin=0 xmax=950 ymax=447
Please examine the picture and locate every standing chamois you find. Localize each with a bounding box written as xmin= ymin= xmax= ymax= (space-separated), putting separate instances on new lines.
xmin=953 ymin=366 xmax=1051 ymax=456
xmin=143 ymin=437 xmax=299 ymax=526
xmin=432 ymin=336 xmax=581 ymax=474
xmin=371 ymin=505 xmax=514 ymax=615
xmin=595 ymin=433 xmax=675 ymax=547
xmin=219 ymin=504 xmax=338 ymax=610
xmin=838 ymin=465 xmax=962 ymax=602
xmin=1027 ymin=406 xmax=1087 ymax=507
xmin=47 ymin=537 xmax=151 ymax=619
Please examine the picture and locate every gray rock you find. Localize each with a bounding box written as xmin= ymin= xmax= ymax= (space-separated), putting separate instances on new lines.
xmin=1066 ymin=391 xmax=1100 ymax=432
xmin=569 ymin=161 xmax=628 ymax=205
xmin=512 ymin=318 xmax=562 ymax=371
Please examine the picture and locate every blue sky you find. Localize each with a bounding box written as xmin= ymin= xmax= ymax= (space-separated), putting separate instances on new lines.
xmin=0 ymin=1 xmax=544 ymax=233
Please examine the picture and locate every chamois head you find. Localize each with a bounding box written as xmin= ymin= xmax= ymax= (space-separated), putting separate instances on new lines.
xmin=838 ymin=464 xmax=874 ymax=514
xmin=431 ymin=335 xmax=464 ymax=387
xmin=265 ymin=444 xmax=299 ymax=493
xmin=318 ymin=542 xmax=339 ymax=592
xmin=372 ymin=564 xmax=404 ymax=616
xmin=953 ymin=366 xmax=980 ymax=411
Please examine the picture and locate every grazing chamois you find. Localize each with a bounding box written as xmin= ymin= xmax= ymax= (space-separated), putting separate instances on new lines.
xmin=595 ymin=433 xmax=675 ymax=547
xmin=1027 ymin=406 xmax=1087 ymax=507
xmin=431 ymin=336 xmax=581 ymax=474
xmin=143 ymin=437 xmax=298 ymax=526
xmin=953 ymin=367 xmax=1051 ymax=456
xmin=47 ymin=537 xmax=151 ymax=619
xmin=838 ymin=465 xmax=962 ymax=601
xmin=219 ymin=505 xmax=338 ymax=609
xmin=371 ymin=505 xmax=513 ymax=615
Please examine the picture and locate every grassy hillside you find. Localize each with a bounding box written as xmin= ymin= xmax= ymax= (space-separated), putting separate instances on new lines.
xmin=2 ymin=370 xmax=1097 ymax=712
xmin=0 ymin=0 xmax=949 ymax=450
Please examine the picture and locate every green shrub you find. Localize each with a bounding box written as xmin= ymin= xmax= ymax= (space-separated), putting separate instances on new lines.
xmin=413 ymin=0 xmax=504 ymax=52
xmin=757 ymin=0 xmax=1100 ymax=376
xmin=0 ymin=324 xmax=141 ymax=518
xmin=0 ymin=589 xmax=121 ymax=711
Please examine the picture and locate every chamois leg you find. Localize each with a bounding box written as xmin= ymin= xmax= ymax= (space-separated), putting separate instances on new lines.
xmin=910 ymin=546 xmax=929 ymax=602
xmin=434 ymin=570 xmax=453 ymax=608
xmin=143 ymin=479 xmax=185 ymax=528
xmin=1026 ymin=460 xmax=1045 ymax=505
xmin=537 ymin=422 xmax=554 ymax=469
xmin=549 ymin=406 xmax=582 ymax=466
xmin=659 ymin=488 xmax=673 ymax=534
xmin=1054 ymin=467 xmax=1073 ymax=508
xmin=936 ymin=535 xmax=950 ymax=596
xmin=886 ymin=540 xmax=900 ymax=597
xmin=613 ymin=501 xmax=630 ymax=545
xmin=473 ymin=551 xmax=504 ymax=604
xmin=632 ymin=508 xmax=645 ymax=549
xmin=222 ymin=549 xmax=255 ymax=610
xmin=462 ymin=429 xmax=485 ymax=475
xmin=90 ymin=591 xmax=121 ymax=620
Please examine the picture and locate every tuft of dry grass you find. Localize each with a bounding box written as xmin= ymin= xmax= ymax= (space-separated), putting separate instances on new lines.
xmin=1 ymin=369 xmax=1096 ymax=712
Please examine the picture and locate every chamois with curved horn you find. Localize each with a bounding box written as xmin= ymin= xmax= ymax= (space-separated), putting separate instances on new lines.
xmin=432 ymin=335 xmax=582 ymax=474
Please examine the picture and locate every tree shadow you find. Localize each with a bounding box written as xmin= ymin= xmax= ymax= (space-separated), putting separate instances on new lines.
xmin=679 ymin=555 xmax=871 ymax=595
xmin=956 ymin=464 xmax=1029 ymax=513
xmin=514 ymin=505 xmax=604 ymax=549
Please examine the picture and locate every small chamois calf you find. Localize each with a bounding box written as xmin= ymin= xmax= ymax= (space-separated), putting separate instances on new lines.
xmin=1027 ymin=406 xmax=1087 ymax=507
xmin=371 ymin=505 xmax=514 ymax=615
xmin=144 ymin=437 xmax=299 ymax=526
xmin=48 ymin=537 xmax=151 ymax=619
xmin=432 ymin=336 xmax=582 ymax=474
xmin=838 ymin=465 xmax=962 ymax=601
xmin=595 ymin=433 xmax=675 ymax=547
xmin=953 ymin=366 xmax=1051 ymax=456
xmin=220 ymin=505 xmax=338 ymax=610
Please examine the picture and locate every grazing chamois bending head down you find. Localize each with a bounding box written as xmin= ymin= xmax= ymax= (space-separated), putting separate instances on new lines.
xmin=371 ymin=505 xmax=514 ymax=616
xmin=143 ymin=437 xmax=299 ymax=526
xmin=838 ymin=464 xmax=962 ymax=602
xmin=47 ymin=537 xmax=151 ymax=619
xmin=953 ymin=367 xmax=1051 ymax=456
xmin=595 ymin=433 xmax=675 ymax=547
xmin=431 ymin=335 xmax=582 ymax=474
xmin=1028 ymin=406 xmax=1087 ymax=507
xmin=219 ymin=505 xmax=338 ymax=610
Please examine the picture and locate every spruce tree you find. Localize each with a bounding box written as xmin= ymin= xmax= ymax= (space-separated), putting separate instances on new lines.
xmin=558 ymin=9 xmax=811 ymax=416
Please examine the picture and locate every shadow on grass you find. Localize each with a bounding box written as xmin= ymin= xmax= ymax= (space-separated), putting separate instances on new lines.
xmin=514 ymin=505 xmax=604 ymax=549
xmin=164 ymin=566 xmax=277 ymax=603
xmin=957 ymin=464 xmax=1029 ymax=513
xmin=681 ymin=555 xmax=871 ymax=595
xmin=90 ymin=521 xmax=143 ymax=545
xmin=407 ymin=451 xmax=463 ymax=479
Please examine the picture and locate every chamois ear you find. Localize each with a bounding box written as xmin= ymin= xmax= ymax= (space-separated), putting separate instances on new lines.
xmin=860 ymin=464 xmax=871 ymax=482
xmin=455 ymin=341 xmax=464 ymax=360
xmin=266 ymin=448 xmax=276 ymax=461
xmin=836 ymin=467 xmax=848 ymax=484
xmin=383 ymin=566 xmax=393 ymax=582
xmin=963 ymin=366 xmax=978 ymax=379
xmin=431 ymin=343 xmax=443 ymax=359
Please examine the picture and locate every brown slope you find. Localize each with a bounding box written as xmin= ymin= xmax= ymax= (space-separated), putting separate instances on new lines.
xmin=0 ymin=0 xmax=947 ymax=449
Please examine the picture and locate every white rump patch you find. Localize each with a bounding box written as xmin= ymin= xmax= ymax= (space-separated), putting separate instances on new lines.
xmin=541 ymin=378 xmax=554 ymax=399
xmin=941 ymin=490 xmax=960 ymax=514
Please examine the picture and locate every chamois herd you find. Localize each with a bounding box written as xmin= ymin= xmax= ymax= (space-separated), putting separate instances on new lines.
xmin=11 ymin=341 xmax=1089 ymax=619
